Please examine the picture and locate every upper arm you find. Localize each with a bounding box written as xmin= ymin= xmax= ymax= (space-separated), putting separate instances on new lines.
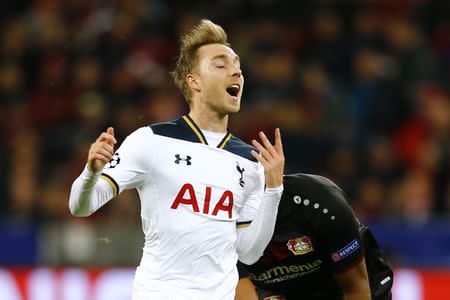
xmin=101 ymin=127 xmax=153 ymax=193
xmin=334 ymin=257 xmax=371 ymax=300
xmin=318 ymin=187 xmax=364 ymax=273
xmin=317 ymin=182 xmax=370 ymax=298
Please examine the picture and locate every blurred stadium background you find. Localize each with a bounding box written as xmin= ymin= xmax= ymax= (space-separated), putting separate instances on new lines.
xmin=0 ymin=0 xmax=449 ymax=299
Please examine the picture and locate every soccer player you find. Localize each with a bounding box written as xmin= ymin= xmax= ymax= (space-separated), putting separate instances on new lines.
xmin=236 ymin=173 xmax=394 ymax=300
xmin=69 ymin=20 xmax=285 ymax=299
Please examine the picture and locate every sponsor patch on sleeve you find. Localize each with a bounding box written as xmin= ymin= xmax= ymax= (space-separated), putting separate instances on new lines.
xmin=331 ymin=239 xmax=360 ymax=262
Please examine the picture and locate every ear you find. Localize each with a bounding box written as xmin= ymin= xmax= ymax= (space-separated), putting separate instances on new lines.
xmin=187 ymin=74 xmax=201 ymax=92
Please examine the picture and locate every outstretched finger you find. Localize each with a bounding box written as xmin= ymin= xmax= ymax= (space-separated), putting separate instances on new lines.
xmin=258 ymin=131 xmax=278 ymax=158
xmin=274 ymin=128 xmax=283 ymax=154
xmin=252 ymin=139 xmax=273 ymax=161
xmin=107 ymin=127 xmax=114 ymax=137
xmin=251 ymin=150 xmax=268 ymax=167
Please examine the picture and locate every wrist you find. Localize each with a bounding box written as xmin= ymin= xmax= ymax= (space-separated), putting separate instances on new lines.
xmin=82 ymin=164 xmax=102 ymax=179
xmin=265 ymin=184 xmax=283 ymax=193
xmin=264 ymin=184 xmax=283 ymax=206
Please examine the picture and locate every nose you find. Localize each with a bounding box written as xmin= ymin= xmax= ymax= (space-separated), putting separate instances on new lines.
xmin=231 ymin=65 xmax=242 ymax=77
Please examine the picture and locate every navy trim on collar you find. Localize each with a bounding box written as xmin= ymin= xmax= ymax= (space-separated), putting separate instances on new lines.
xmin=149 ymin=116 xmax=257 ymax=162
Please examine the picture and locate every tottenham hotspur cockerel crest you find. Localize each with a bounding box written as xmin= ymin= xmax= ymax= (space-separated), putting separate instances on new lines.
xmin=236 ymin=162 xmax=245 ymax=187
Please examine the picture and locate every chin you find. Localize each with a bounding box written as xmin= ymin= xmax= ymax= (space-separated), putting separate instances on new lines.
xmin=228 ymin=104 xmax=241 ymax=113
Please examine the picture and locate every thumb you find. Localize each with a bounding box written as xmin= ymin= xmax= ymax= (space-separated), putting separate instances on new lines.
xmin=107 ymin=127 xmax=114 ymax=137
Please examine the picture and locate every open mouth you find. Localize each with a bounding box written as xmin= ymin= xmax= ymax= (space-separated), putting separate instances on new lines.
xmin=226 ymin=84 xmax=240 ymax=98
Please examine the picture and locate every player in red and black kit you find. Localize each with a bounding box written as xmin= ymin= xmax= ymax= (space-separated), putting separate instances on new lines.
xmin=236 ymin=173 xmax=393 ymax=300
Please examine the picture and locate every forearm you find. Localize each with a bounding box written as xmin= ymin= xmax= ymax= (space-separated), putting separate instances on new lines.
xmin=337 ymin=258 xmax=372 ymax=300
xmin=340 ymin=274 xmax=372 ymax=300
xmin=235 ymin=278 xmax=258 ymax=300
xmin=69 ymin=166 xmax=114 ymax=216
xmin=236 ymin=185 xmax=283 ymax=265
xmin=343 ymin=289 xmax=371 ymax=300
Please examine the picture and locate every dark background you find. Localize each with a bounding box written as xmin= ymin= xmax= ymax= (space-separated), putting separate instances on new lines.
xmin=0 ymin=0 xmax=449 ymax=268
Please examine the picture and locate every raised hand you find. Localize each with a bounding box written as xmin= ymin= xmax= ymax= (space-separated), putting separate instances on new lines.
xmin=250 ymin=128 xmax=285 ymax=188
xmin=87 ymin=127 xmax=117 ymax=173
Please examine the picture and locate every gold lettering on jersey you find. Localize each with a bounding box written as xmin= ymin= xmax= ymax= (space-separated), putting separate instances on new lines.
xmin=171 ymin=183 xmax=234 ymax=218
xmin=249 ymin=259 xmax=323 ymax=284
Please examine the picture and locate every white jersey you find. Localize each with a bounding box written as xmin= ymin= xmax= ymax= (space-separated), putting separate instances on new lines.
xmin=100 ymin=115 xmax=264 ymax=299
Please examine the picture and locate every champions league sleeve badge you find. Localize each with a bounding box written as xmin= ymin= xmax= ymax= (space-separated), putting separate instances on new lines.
xmin=105 ymin=152 xmax=121 ymax=168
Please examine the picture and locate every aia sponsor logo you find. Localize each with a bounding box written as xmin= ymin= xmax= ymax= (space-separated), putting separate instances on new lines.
xmin=286 ymin=236 xmax=314 ymax=255
xmin=170 ymin=183 xmax=234 ymax=219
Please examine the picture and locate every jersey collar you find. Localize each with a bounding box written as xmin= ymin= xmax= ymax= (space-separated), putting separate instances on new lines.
xmin=181 ymin=115 xmax=232 ymax=149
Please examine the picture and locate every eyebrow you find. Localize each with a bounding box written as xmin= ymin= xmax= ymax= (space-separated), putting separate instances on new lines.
xmin=211 ymin=54 xmax=240 ymax=64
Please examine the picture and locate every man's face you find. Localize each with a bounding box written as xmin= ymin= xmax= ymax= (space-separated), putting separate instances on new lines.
xmin=192 ymin=43 xmax=244 ymax=114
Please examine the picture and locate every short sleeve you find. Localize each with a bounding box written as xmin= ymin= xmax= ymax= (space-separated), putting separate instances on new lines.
xmin=318 ymin=188 xmax=364 ymax=273
xmin=101 ymin=127 xmax=154 ymax=195
xmin=237 ymin=261 xmax=251 ymax=279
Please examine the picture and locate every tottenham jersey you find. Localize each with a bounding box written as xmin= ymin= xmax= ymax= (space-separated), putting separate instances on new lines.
xmin=101 ymin=115 xmax=264 ymax=299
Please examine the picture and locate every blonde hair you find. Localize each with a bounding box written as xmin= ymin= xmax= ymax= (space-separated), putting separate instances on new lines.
xmin=171 ymin=19 xmax=229 ymax=102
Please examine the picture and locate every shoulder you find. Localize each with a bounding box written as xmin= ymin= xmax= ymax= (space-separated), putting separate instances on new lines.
xmin=149 ymin=119 xmax=185 ymax=139
xmin=283 ymin=173 xmax=349 ymax=208
xmin=114 ymin=127 xmax=155 ymax=159
xmin=121 ymin=126 xmax=154 ymax=145
xmin=110 ymin=127 xmax=155 ymax=167
xmin=224 ymin=135 xmax=258 ymax=162
xmin=149 ymin=119 xmax=179 ymax=136
xmin=284 ymin=173 xmax=339 ymax=189
xmin=283 ymin=174 xmax=362 ymax=245
xmin=280 ymin=173 xmax=358 ymax=229
xmin=151 ymin=117 xmax=218 ymax=144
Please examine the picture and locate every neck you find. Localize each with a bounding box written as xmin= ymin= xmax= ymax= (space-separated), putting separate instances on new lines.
xmin=188 ymin=109 xmax=228 ymax=133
